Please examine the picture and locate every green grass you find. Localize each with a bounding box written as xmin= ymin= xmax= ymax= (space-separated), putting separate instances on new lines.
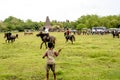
xmin=0 ymin=32 xmax=120 ymax=80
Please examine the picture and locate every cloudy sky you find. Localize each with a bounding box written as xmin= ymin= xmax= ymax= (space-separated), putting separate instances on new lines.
xmin=0 ymin=0 xmax=120 ymax=22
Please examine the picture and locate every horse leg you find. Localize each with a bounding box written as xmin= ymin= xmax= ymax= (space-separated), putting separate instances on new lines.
xmin=10 ymin=38 xmax=14 ymax=43
xmin=45 ymin=42 xmax=47 ymax=49
xmin=11 ymin=40 xmax=13 ymax=43
xmin=8 ymin=40 xmax=10 ymax=43
xmin=53 ymin=42 xmax=55 ymax=48
xmin=66 ymin=39 xmax=68 ymax=43
xmin=73 ymin=36 xmax=75 ymax=41
xmin=5 ymin=39 xmax=7 ymax=43
xmin=118 ymin=35 xmax=119 ymax=38
xmin=40 ymin=42 xmax=44 ymax=49
xmin=12 ymin=39 xmax=15 ymax=42
xmin=13 ymin=39 xmax=15 ymax=42
xmin=113 ymin=34 xmax=115 ymax=38
xmin=50 ymin=40 xmax=55 ymax=48
xmin=71 ymin=38 xmax=73 ymax=44
xmin=71 ymin=40 xmax=73 ymax=44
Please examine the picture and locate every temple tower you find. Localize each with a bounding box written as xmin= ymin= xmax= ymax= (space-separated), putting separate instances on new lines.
xmin=44 ymin=16 xmax=51 ymax=29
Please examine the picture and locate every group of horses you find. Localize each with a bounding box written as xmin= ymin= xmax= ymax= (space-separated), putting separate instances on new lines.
xmin=4 ymin=31 xmax=75 ymax=49
xmin=36 ymin=30 xmax=120 ymax=49
xmin=36 ymin=31 xmax=75 ymax=49
xmin=4 ymin=30 xmax=119 ymax=49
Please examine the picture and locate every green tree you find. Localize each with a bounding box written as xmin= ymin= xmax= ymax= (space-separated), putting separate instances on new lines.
xmin=76 ymin=24 xmax=86 ymax=30
xmin=76 ymin=15 xmax=100 ymax=28
xmin=3 ymin=16 xmax=25 ymax=31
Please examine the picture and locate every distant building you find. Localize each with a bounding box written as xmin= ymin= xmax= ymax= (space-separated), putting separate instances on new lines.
xmin=44 ymin=16 xmax=52 ymax=29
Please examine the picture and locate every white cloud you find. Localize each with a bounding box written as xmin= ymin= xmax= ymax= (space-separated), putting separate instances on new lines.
xmin=0 ymin=0 xmax=120 ymax=21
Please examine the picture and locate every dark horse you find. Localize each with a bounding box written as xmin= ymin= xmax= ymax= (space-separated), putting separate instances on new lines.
xmin=111 ymin=30 xmax=119 ymax=38
xmin=4 ymin=32 xmax=18 ymax=43
xmin=36 ymin=32 xmax=56 ymax=49
xmin=64 ymin=32 xmax=75 ymax=44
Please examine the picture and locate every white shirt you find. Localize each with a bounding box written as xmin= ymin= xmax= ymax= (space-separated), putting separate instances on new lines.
xmin=45 ymin=28 xmax=49 ymax=33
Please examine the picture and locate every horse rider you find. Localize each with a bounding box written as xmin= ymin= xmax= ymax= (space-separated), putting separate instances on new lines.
xmin=44 ymin=28 xmax=50 ymax=40
xmin=66 ymin=28 xmax=71 ymax=36
xmin=65 ymin=28 xmax=72 ymax=39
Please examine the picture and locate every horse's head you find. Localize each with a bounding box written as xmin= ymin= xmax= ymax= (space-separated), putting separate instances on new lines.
xmin=64 ymin=32 xmax=66 ymax=36
xmin=4 ymin=33 xmax=7 ymax=38
xmin=36 ymin=32 xmax=42 ymax=37
xmin=4 ymin=32 xmax=11 ymax=38
xmin=36 ymin=31 xmax=48 ymax=37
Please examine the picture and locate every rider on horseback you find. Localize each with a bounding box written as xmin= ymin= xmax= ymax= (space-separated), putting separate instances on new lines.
xmin=65 ymin=28 xmax=73 ymax=39
xmin=64 ymin=28 xmax=75 ymax=44
xmin=44 ymin=28 xmax=50 ymax=40
xmin=66 ymin=28 xmax=71 ymax=36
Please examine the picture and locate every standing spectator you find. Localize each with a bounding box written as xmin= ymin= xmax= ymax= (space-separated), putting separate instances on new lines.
xmin=42 ymin=42 xmax=62 ymax=80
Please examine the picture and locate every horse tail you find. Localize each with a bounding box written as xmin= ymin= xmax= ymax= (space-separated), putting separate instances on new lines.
xmin=16 ymin=34 xmax=18 ymax=38
xmin=72 ymin=35 xmax=75 ymax=41
xmin=51 ymin=36 xmax=56 ymax=48
xmin=53 ymin=37 xmax=56 ymax=44
xmin=73 ymin=36 xmax=75 ymax=41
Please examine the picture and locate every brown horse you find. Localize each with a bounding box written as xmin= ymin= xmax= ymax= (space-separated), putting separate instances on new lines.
xmin=4 ymin=32 xmax=18 ymax=43
xmin=64 ymin=32 xmax=75 ymax=44
xmin=36 ymin=32 xmax=56 ymax=49
xmin=24 ymin=32 xmax=33 ymax=35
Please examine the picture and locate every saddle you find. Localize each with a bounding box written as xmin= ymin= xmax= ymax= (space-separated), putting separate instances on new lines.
xmin=43 ymin=36 xmax=50 ymax=41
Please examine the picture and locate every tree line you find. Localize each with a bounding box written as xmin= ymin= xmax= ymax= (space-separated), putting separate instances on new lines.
xmin=0 ymin=15 xmax=120 ymax=32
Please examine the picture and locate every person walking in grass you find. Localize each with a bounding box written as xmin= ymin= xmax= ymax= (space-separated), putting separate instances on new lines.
xmin=42 ymin=42 xmax=62 ymax=80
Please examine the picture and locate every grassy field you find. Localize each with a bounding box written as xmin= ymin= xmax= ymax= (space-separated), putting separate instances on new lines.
xmin=0 ymin=32 xmax=120 ymax=80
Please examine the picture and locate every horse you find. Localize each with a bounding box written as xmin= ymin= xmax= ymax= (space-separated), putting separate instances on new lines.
xmin=64 ymin=32 xmax=75 ymax=44
xmin=111 ymin=30 xmax=119 ymax=38
xmin=24 ymin=32 xmax=33 ymax=35
xmin=4 ymin=32 xmax=18 ymax=43
xmin=36 ymin=32 xmax=56 ymax=49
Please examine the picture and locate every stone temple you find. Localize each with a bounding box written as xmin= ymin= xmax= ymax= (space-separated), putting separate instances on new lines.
xmin=44 ymin=16 xmax=51 ymax=29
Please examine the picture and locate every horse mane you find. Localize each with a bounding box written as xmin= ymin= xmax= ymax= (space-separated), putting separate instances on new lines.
xmin=37 ymin=32 xmax=48 ymax=38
